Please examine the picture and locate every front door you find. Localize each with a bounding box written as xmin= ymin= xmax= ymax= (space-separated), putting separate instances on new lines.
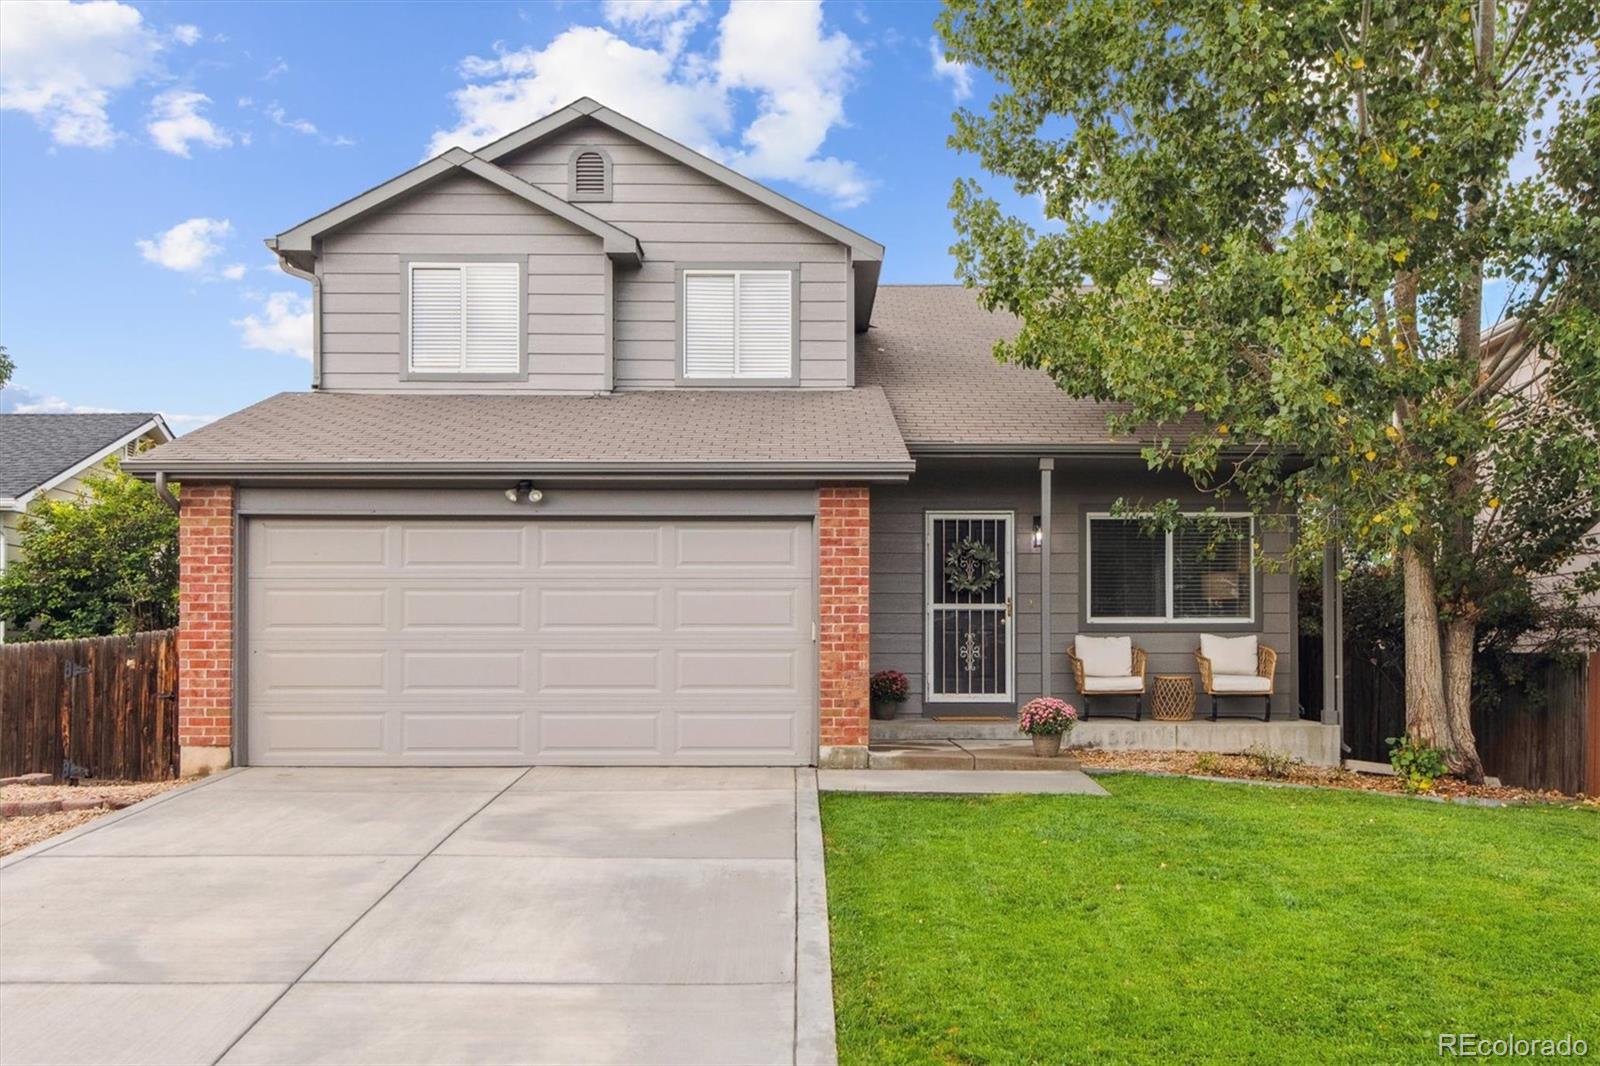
xmin=925 ymin=512 xmax=1014 ymax=703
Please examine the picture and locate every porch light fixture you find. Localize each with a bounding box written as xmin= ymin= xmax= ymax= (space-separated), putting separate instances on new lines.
xmin=1032 ymin=516 xmax=1043 ymax=550
xmin=504 ymin=480 xmax=544 ymax=504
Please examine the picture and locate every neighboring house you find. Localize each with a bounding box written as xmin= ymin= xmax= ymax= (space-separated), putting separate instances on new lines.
xmin=126 ymin=97 xmax=1338 ymax=775
xmin=0 ymin=413 xmax=173 ymax=641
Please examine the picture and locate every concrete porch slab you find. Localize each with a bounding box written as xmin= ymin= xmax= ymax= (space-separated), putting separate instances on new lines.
xmin=873 ymin=717 xmax=1343 ymax=767
xmin=819 ymin=770 xmax=1108 ymax=795
xmin=0 ymin=856 xmax=412 ymax=982
xmin=436 ymin=788 xmax=794 ymax=859
xmin=305 ymin=855 xmax=795 ymax=985
xmin=218 ymin=982 xmax=793 ymax=1066
xmin=48 ymin=788 xmax=495 ymax=857
xmin=0 ymin=983 xmax=286 ymax=1066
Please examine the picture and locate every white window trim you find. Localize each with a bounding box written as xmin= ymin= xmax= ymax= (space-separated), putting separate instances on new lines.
xmin=404 ymin=259 xmax=525 ymax=379
xmin=923 ymin=510 xmax=1016 ymax=703
xmin=680 ymin=267 xmax=796 ymax=382
xmin=1085 ymin=512 xmax=1257 ymax=625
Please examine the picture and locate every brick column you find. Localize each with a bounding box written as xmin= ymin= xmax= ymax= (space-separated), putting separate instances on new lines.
xmin=818 ymin=485 xmax=870 ymax=767
xmin=177 ymin=483 xmax=235 ymax=775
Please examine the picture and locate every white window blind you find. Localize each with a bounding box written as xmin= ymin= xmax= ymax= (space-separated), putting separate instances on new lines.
xmin=1088 ymin=514 xmax=1255 ymax=622
xmin=682 ymin=270 xmax=792 ymax=379
xmin=409 ymin=262 xmax=520 ymax=374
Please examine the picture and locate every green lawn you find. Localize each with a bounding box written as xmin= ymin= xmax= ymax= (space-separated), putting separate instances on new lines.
xmin=822 ymin=775 xmax=1600 ymax=1065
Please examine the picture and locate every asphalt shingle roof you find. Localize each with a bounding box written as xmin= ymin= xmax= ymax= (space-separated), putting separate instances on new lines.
xmin=124 ymin=388 xmax=912 ymax=475
xmin=0 ymin=413 xmax=160 ymax=499
xmin=859 ymin=285 xmax=1198 ymax=449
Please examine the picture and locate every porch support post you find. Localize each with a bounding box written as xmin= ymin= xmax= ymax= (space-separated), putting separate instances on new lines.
xmin=1321 ymin=539 xmax=1344 ymax=727
xmin=1039 ymin=458 xmax=1054 ymax=698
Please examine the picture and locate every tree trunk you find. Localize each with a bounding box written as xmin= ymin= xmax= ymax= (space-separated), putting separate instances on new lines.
xmin=1400 ymin=546 xmax=1452 ymax=751
xmin=1441 ymin=618 xmax=1486 ymax=783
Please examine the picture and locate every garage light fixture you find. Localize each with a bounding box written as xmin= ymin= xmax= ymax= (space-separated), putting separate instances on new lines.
xmin=505 ymin=480 xmax=544 ymax=504
xmin=1033 ymin=515 xmax=1043 ymax=550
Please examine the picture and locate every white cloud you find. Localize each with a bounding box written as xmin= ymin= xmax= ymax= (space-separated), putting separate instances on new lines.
xmin=0 ymin=384 xmax=116 ymax=414
xmin=0 ymin=0 xmax=165 ymax=148
xmin=602 ymin=0 xmax=708 ymax=59
xmin=136 ymin=217 xmax=232 ymax=272
xmin=257 ymin=101 xmax=354 ymax=145
xmin=929 ymin=36 xmax=972 ymax=101
xmin=715 ymin=1 xmax=870 ymax=207
xmin=428 ymin=0 xmax=872 ymax=207
xmin=221 ymin=263 xmax=247 ymax=281
xmin=234 ymin=292 xmax=312 ymax=360
xmin=146 ymin=89 xmax=232 ymax=156
xmin=172 ymin=23 xmax=200 ymax=46
xmin=431 ymin=27 xmax=728 ymax=158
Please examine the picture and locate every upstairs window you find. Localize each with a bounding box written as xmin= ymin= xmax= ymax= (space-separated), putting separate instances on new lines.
xmin=1086 ymin=514 xmax=1255 ymax=623
xmin=570 ymin=147 xmax=612 ymax=202
xmin=407 ymin=262 xmax=522 ymax=376
xmin=682 ymin=269 xmax=793 ymax=380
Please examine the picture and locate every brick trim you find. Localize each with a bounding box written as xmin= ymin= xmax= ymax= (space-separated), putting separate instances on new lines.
xmin=177 ymin=484 xmax=235 ymax=756
xmin=818 ymin=486 xmax=870 ymax=752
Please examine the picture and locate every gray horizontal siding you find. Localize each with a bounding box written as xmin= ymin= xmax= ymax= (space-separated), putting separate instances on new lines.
xmin=498 ymin=120 xmax=852 ymax=388
xmin=869 ymin=463 xmax=1298 ymax=719
xmin=317 ymin=172 xmax=608 ymax=393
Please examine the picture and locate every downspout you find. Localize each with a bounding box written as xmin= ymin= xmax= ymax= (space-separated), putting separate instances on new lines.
xmin=154 ymin=471 xmax=179 ymax=512
xmin=1039 ymin=458 xmax=1054 ymax=698
xmin=267 ymin=238 xmax=321 ymax=388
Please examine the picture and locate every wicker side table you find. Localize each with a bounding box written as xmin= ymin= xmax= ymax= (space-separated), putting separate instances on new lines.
xmin=1151 ymin=674 xmax=1195 ymax=721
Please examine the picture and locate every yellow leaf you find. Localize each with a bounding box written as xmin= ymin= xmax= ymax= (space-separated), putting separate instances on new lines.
xmin=1392 ymin=248 xmax=1409 ymax=264
xmin=1428 ymin=97 xmax=1440 ymax=110
xmin=1324 ymin=390 xmax=1341 ymax=405
xmin=1428 ymin=181 xmax=1441 ymax=194
xmin=1379 ymin=147 xmax=1397 ymax=168
xmin=1217 ymin=424 xmax=1229 ymax=434
xmin=1360 ymin=336 xmax=1374 ymax=347
xmin=1489 ymin=497 xmax=1501 ymax=509
xmin=1351 ymin=56 xmax=1366 ymax=70
xmin=1460 ymin=9 xmax=1471 ymax=21
xmin=1446 ymin=455 xmax=1458 ymax=466
xmin=1199 ymin=242 xmax=1211 ymax=255
xmin=1338 ymin=415 xmax=1349 ymax=425
xmin=1402 ymin=523 xmax=1415 ymax=534
xmin=1409 ymin=145 xmax=1422 ymax=158
xmin=1385 ymin=425 xmax=1400 ymax=440
xmin=1365 ymin=450 xmax=1377 ymax=461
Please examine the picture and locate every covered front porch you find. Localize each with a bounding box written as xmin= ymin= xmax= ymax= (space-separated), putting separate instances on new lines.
xmin=864 ymin=455 xmax=1346 ymax=767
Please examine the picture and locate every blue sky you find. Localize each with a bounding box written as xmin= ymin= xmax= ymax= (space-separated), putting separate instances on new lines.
xmin=0 ymin=0 xmax=1016 ymax=431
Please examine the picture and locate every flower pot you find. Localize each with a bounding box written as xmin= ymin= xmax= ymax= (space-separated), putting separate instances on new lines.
xmin=871 ymin=699 xmax=899 ymax=721
xmin=1031 ymin=733 xmax=1063 ymax=758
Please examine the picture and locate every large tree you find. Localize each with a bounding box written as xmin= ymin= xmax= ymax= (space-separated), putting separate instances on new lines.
xmin=0 ymin=464 xmax=178 ymax=640
xmin=939 ymin=0 xmax=1600 ymax=779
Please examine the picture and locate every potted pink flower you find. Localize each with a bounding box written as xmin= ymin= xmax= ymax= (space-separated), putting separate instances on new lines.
xmin=1017 ymin=697 xmax=1079 ymax=757
xmin=870 ymin=670 xmax=909 ymax=720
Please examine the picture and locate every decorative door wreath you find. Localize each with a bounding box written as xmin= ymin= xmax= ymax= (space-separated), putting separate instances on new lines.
xmin=943 ymin=538 xmax=1002 ymax=595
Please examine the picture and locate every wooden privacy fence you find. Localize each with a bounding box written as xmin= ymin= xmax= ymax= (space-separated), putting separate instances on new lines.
xmin=1343 ymin=646 xmax=1600 ymax=796
xmin=0 ymin=630 xmax=177 ymax=782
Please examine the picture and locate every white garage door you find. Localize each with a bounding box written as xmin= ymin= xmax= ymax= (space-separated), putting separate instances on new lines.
xmin=245 ymin=518 xmax=815 ymax=766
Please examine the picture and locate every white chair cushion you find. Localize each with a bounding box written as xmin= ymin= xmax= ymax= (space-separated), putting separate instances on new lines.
xmin=1211 ymin=673 xmax=1272 ymax=694
xmin=1082 ymin=674 xmax=1145 ymax=694
xmin=1076 ymin=635 xmax=1132 ymax=677
xmin=1201 ymin=633 xmax=1258 ymax=675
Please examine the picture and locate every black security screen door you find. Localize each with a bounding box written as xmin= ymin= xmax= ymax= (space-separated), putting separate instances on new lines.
xmin=926 ymin=513 xmax=1013 ymax=701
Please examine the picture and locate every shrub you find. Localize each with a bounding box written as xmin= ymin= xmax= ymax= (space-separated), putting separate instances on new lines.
xmin=1018 ymin=697 xmax=1079 ymax=737
xmin=1194 ymin=752 xmax=1222 ymax=775
xmin=870 ymin=670 xmax=909 ymax=703
xmin=1387 ymin=735 xmax=1450 ymax=794
xmin=1245 ymin=745 xmax=1298 ymax=779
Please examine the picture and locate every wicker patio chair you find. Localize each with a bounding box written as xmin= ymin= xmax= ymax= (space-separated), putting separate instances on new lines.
xmin=1066 ymin=635 xmax=1149 ymax=720
xmin=1194 ymin=634 xmax=1277 ymax=722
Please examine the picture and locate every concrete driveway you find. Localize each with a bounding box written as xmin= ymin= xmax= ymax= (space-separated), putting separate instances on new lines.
xmin=0 ymin=766 xmax=834 ymax=1066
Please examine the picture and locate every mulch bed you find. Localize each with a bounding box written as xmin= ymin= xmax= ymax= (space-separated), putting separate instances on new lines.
xmin=1070 ymin=748 xmax=1597 ymax=808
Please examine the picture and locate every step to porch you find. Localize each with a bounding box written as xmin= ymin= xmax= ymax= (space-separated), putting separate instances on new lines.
xmin=868 ymin=740 xmax=1081 ymax=772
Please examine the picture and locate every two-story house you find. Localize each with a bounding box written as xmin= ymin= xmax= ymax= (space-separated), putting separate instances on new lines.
xmin=127 ymin=98 xmax=1340 ymax=775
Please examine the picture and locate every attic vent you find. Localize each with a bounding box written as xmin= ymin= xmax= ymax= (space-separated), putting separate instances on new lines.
xmin=570 ymin=148 xmax=611 ymax=202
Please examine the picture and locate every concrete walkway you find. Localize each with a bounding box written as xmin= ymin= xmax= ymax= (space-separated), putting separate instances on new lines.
xmin=0 ymin=767 xmax=832 ymax=1066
